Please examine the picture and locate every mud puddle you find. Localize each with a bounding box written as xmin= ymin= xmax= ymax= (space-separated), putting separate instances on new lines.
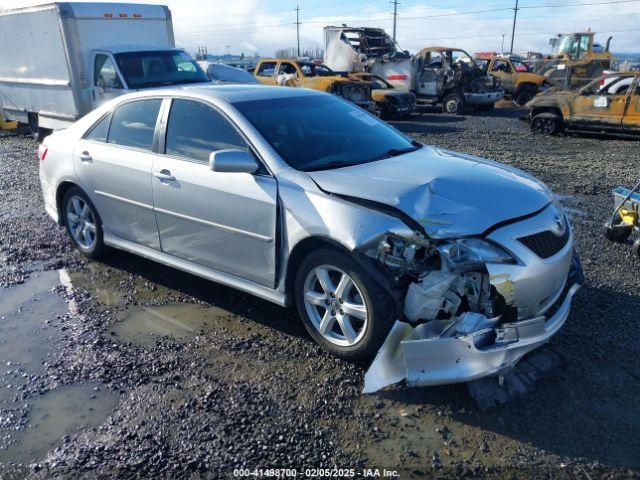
xmin=108 ymin=303 xmax=232 ymax=346
xmin=0 ymin=271 xmax=118 ymax=465
xmin=0 ymin=384 xmax=118 ymax=465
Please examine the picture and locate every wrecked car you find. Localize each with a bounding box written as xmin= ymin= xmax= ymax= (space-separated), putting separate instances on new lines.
xmin=323 ymin=26 xmax=503 ymax=114
xmin=349 ymin=72 xmax=415 ymax=119
xmin=39 ymin=85 xmax=583 ymax=391
xmin=528 ymin=71 xmax=640 ymax=136
xmin=253 ymin=58 xmax=374 ymax=111
xmin=475 ymin=55 xmax=553 ymax=106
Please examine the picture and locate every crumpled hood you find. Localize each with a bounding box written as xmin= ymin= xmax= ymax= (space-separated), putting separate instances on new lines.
xmin=308 ymin=146 xmax=551 ymax=238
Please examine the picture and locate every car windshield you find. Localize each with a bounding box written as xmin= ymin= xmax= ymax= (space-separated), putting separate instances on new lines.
xmin=234 ymin=95 xmax=419 ymax=171
xmin=115 ymin=51 xmax=209 ymax=88
xmin=211 ymin=64 xmax=259 ymax=84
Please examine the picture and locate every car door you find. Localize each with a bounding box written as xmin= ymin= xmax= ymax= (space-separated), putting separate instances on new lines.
xmin=569 ymin=81 xmax=627 ymax=132
xmin=490 ymin=59 xmax=515 ymax=94
xmin=255 ymin=61 xmax=278 ymax=85
xmin=417 ymin=52 xmax=445 ymax=97
xmin=91 ymin=52 xmax=127 ymax=109
xmin=74 ymin=98 xmax=163 ymax=249
xmin=152 ymin=98 xmax=278 ymax=287
xmin=277 ymin=61 xmax=302 ymax=87
xmin=622 ymin=77 xmax=640 ymax=135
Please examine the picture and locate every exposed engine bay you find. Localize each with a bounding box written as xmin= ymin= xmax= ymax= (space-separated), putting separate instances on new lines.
xmin=361 ymin=226 xmax=582 ymax=393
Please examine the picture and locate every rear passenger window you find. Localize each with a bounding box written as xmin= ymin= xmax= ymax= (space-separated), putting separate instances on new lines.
xmin=85 ymin=114 xmax=111 ymax=142
xmin=107 ymin=99 xmax=162 ymax=150
xmin=165 ymin=99 xmax=248 ymax=163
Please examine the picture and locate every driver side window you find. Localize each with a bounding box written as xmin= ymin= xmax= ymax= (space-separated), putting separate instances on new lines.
xmin=492 ymin=60 xmax=511 ymax=73
xmin=94 ymin=54 xmax=123 ymax=89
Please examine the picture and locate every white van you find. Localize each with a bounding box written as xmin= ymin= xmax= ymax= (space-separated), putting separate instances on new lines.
xmin=0 ymin=2 xmax=208 ymax=135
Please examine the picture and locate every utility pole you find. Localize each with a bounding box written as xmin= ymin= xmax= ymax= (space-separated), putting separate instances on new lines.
xmin=509 ymin=0 xmax=519 ymax=55
xmin=501 ymin=34 xmax=505 ymax=55
xmin=226 ymin=45 xmax=230 ymax=56
xmin=295 ymin=6 xmax=301 ymax=57
xmin=391 ymin=0 xmax=399 ymax=43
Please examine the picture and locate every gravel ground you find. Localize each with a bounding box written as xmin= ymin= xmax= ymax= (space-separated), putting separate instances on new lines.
xmin=0 ymin=108 xmax=639 ymax=479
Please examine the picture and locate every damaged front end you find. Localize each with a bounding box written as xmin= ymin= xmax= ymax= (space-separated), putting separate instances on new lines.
xmin=362 ymin=203 xmax=584 ymax=393
xmin=331 ymin=82 xmax=375 ymax=112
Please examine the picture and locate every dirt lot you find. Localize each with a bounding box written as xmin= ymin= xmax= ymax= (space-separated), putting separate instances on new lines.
xmin=1 ymin=107 xmax=639 ymax=479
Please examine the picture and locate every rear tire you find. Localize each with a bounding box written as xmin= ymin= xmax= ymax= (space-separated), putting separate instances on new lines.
xmin=294 ymin=248 xmax=395 ymax=361
xmin=515 ymin=85 xmax=538 ymax=106
xmin=442 ymin=93 xmax=464 ymax=114
xmin=63 ymin=187 xmax=106 ymax=259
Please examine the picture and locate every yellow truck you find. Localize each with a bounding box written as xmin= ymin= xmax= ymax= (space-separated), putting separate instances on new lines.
xmin=253 ymin=59 xmax=374 ymax=112
xmin=475 ymin=55 xmax=552 ymax=105
xmin=535 ymin=32 xmax=615 ymax=88
xmin=527 ymin=72 xmax=640 ymax=136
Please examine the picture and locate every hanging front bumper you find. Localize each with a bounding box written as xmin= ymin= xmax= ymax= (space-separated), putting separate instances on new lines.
xmin=363 ymin=274 xmax=582 ymax=393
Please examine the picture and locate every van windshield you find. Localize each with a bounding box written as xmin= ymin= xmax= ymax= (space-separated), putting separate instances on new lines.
xmin=234 ymin=94 xmax=420 ymax=172
xmin=115 ymin=51 xmax=209 ymax=88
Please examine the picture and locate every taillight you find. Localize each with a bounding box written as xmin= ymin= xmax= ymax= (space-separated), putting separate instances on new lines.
xmin=38 ymin=144 xmax=48 ymax=161
xmin=387 ymin=75 xmax=409 ymax=81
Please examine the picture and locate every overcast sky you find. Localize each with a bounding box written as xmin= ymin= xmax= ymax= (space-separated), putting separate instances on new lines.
xmin=1 ymin=0 xmax=639 ymax=56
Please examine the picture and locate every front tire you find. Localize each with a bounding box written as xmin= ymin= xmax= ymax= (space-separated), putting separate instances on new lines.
xmin=442 ymin=93 xmax=464 ymax=114
xmin=294 ymin=248 xmax=395 ymax=361
xmin=531 ymin=113 xmax=563 ymax=135
xmin=63 ymin=187 xmax=106 ymax=259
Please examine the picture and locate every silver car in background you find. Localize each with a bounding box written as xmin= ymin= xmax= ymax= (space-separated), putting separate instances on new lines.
xmin=38 ymin=85 xmax=583 ymax=390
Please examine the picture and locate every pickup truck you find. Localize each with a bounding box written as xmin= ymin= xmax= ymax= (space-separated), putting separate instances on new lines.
xmin=253 ymin=59 xmax=375 ymax=112
xmin=475 ymin=55 xmax=552 ymax=105
xmin=0 ymin=2 xmax=208 ymax=137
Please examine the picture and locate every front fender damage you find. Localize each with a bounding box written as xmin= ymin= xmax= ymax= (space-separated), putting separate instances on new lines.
xmin=361 ymin=230 xmax=583 ymax=395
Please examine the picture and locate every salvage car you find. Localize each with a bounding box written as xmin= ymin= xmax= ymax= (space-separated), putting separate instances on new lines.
xmin=253 ymin=58 xmax=374 ymax=111
xmin=323 ymin=26 xmax=504 ymax=114
xmin=528 ymin=72 xmax=640 ymax=136
xmin=475 ymin=55 xmax=553 ymax=106
xmin=39 ymin=85 xmax=583 ymax=389
xmin=349 ymin=72 xmax=415 ymax=119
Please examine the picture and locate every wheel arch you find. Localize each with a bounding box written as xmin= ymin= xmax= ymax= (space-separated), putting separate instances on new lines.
xmin=284 ymin=236 xmax=353 ymax=298
xmin=283 ymin=235 xmax=402 ymax=315
xmin=531 ymin=105 xmax=564 ymax=119
xmin=514 ymin=81 xmax=539 ymax=97
xmin=55 ymin=181 xmax=84 ymax=226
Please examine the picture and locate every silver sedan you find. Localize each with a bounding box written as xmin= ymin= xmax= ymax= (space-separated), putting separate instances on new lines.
xmin=39 ymin=85 xmax=583 ymax=388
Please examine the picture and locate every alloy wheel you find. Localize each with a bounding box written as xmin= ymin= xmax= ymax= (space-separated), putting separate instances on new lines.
xmin=303 ymin=265 xmax=368 ymax=347
xmin=66 ymin=195 xmax=97 ymax=250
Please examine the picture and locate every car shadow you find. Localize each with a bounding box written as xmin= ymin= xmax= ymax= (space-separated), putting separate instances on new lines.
xmin=93 ymin=250 xmax=309 ymax=340
xmin=374 ymin=283 xmax=640 ymax=469
xmin=87 ymin=252 xmax=640 ymax=468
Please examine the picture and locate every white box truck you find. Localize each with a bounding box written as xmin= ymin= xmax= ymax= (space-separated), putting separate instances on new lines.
xmin=0 ymin=2 xmax=208 ymax=135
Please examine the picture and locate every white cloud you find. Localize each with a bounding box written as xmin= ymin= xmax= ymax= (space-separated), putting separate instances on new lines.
xmin=1 ymin=0 xmax=638 ymax=55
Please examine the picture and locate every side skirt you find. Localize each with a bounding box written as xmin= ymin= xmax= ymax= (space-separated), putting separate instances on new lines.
xmin=103 ymin=231 xmax=288 ymax=307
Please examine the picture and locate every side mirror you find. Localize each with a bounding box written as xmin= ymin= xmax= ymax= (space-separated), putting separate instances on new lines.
xmin=209 ymin=149 xmax=258 ymax=174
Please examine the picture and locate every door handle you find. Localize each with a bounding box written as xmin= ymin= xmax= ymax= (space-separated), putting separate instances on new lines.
xmin=79 ymin=151 xmax=92 ymax=162
xmin=154 ymin=170 xmax=175 ymax=182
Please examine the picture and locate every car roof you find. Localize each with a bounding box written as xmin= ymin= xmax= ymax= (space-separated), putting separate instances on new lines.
xmin=117 ymin=84 xmax=321 ymax=104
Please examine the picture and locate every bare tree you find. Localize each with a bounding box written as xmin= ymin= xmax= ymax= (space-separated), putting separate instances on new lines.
xmin=274 ymin=47 xmax=324 ymax=60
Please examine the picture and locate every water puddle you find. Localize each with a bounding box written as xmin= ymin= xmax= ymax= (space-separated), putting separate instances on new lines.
xmin=0 ymin=270 xmax=118 ymax=465
xmin=108 ymin=303 xmax=229 ymax=346
xmin=0 ymin=384 xmax=118 ymax=465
